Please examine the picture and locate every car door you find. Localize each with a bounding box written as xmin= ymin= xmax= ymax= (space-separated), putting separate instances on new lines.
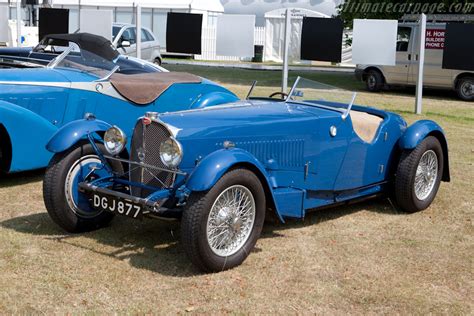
xmin=119 ymin=27 xmax=137 ymax=57
xmin=140 ymin=29 xmax=152 ymax=60
xmin=332 ymin=109 xmax=404 ymax=192
xmin=383 ymin=26 xmax=414 ymax=85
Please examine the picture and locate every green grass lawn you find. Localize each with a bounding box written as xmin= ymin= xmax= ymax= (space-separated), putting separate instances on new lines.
xmin=0 ymin=65 xmax=472 ymax=314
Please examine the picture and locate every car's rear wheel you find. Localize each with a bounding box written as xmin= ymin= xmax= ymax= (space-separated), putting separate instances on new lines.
xmin=43 ymin=142 xmax=123 ymax=233
xmin=181 ymin=168 xmax=265 ymax=272
xmin=395 ymin=136 xmax=444 ymax=213
xmin=365 ymin=70 xmax=384 ymax=92
xmin=154 ymin=57 xmax=162 ymax=66
xmin=456 ymin=77 xmax=474 ymax=101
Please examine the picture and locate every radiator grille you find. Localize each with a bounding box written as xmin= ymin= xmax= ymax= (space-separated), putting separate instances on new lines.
xmin=130 ymin=120 xmax=175 ymax=197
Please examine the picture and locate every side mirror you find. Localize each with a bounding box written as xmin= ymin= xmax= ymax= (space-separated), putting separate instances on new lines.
xmin=120 ymin=40 xmax=131 ymax=48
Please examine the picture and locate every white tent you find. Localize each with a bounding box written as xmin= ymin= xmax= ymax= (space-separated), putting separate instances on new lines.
xmin=220 ymin=0 xmax=341 ymax=26
xmin=263 ymin=7 xmax=328 ymax=63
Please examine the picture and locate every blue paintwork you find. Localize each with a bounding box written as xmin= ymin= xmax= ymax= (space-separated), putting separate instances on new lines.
xmin=54 ymin=95 xmax=450 ymax=221
xmin=0 ymin=61 xmax=237 ymax=172
xmin=46 ymin=119 xmax=111 ymax=153
xmin=398 ymin=120 xmax=450 ymax=181
xmin=399 ymin=120 xmax=445 ymax=149
xmin=71 ymin=160 xmax=112 ymax=215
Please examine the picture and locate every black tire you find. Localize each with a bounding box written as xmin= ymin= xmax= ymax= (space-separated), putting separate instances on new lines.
xmin=154 ymin=57 xmax=162 ymax=66
xmin=365 ymin=70 xmax=384 ymax=92
xmin=43 ymin=142 xmax=123 ymax=233
xmin=395 ymin=136 xmax=444 ymax=213
xmin=181 ymin=168 xmax=266 ymax=272
xmin=456 ymin=77 xmax=474 ymax=101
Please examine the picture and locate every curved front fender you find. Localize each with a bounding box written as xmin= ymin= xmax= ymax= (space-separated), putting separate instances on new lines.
xmin=46 ymin=119 xmax=111 ymax=153
xmin=399 ymin=120 xmax=450 ymax=182
xmin=185 ymin=148 xmax=285 ymax=222
xmin=399 ymin=120 xmax=445 ymax=149
xmin=0 ymin=101 xmax=57 ymax=172
xmin=186 ymin=148 xmax=270 ymax=191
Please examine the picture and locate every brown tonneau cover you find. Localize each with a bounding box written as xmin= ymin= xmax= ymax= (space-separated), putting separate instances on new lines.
xmin=110 ymin=72 xmax=202 ymax=105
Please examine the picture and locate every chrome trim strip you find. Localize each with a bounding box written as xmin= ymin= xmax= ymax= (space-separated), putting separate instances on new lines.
xmin=0 ymin=81 xmax=127 ymax=101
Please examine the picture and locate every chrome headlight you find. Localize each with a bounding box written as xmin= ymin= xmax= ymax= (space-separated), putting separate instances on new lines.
xmin=160 ymin=138 xmax=183 ymax=168
xmin=104 ymin=126 xmax=127 ymax=155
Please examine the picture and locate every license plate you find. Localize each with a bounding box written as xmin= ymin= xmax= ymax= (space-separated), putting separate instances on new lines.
xmin=92 ymin=193 xmax=143 ymax=219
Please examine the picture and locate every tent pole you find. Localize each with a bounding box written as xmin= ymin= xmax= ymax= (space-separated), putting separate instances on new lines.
xmin=136 ymin=4 xmax=141 ymax=59
xmin=16 ymin=0 xmax=21 ymax=47
xmin=282 ymin=8 xmax=290 ymax=93
xmin=415 ymin=13 xmax=426 ymax=114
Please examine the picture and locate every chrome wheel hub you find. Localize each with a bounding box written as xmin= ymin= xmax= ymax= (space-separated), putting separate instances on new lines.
xmin=206 ymin=185 xmax=256 ymax=257
xmin=414 ymin=150 xmax=438 ymax=201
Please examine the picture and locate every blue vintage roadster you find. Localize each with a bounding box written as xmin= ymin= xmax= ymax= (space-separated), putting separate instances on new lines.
xmin=0 ymin=33 xmax=237 ymax=173
xmin=43 ymin=77 xmax=449 ymax=272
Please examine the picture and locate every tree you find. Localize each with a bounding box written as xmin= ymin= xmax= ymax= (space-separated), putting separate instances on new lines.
xmin=336 ymin=0 xmax=473 ymax=28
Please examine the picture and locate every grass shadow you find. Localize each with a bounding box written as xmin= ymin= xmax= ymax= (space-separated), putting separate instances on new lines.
xmin=0 ymin=196 xmax=400 ymax=276
xmin=0 ymin=212 xmax=199 ymax=276
xmin=261 ymin=197 xmax=401 ymax=238
xmin=0 ymin=169 xmax=45 ymax=188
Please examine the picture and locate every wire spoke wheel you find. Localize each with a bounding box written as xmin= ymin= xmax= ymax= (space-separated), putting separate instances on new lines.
xmin=414 ymin=150 xmax=438 ymax=201
xmin=206 ymin=185 xmax=256 ymax=257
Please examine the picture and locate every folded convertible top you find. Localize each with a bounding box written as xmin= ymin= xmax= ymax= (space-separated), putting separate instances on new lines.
xmin=110 ymin=72 xmax=202 ymax=105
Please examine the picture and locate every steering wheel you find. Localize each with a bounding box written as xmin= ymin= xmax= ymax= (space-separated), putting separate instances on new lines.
xmin=269 ymin=92 xmax=288 ymax=100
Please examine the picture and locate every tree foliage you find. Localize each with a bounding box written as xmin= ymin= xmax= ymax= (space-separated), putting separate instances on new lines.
xmin=336 ymin=0 xmax=473 ymax=28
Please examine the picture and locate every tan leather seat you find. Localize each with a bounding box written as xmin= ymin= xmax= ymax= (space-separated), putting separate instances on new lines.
xmin=350 ymin=110 xmax=383 ymax=143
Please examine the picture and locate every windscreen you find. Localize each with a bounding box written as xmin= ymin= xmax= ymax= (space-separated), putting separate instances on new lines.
xmin=46 ymin=42 xmax=117 ymax=78
xmin=287 ymin=77 xmax=357 ymax=113
xmin=247 ymin=77 xmax=357 ymax=113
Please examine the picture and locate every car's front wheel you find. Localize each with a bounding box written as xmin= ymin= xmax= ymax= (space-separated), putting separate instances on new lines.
xmin=181 ymin=168 xmax=266 ymax=272
xmin=395 ymin=136 xmax=444 ymax=212
xmin=43 ymin=142 xmax=123 ymax=233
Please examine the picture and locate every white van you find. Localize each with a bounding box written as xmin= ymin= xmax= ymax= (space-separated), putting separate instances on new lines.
xmin=355 ymin=22 xmax=473 ymax=101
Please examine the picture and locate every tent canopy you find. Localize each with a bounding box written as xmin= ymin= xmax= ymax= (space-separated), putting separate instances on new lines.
xmin=263 ymin=7 xmax=329 ymax=63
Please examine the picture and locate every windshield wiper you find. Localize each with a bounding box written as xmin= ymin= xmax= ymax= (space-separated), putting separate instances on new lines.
xmin=246 ymin=80 xmax=258 ymax=99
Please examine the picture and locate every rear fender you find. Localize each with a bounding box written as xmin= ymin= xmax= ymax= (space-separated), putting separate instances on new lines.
xmin=185 ymin=148 xmax=286 ymax=222
xmin=399 ymin=120 xmax=450 ymax=181
xmin=0 ymin=100 xmax=58 ymax=172
xmin=46 ymin=118 xmax=111 ymax=153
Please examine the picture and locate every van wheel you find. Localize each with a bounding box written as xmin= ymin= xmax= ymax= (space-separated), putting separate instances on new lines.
xmin=181 ymin=168 xmax=265 ymax=272
xmin=456 ymin=77 xmax=474 ymax=101
xmin=154 ymin=57 xmax=162 ymax=66
xmin=365 ymin=70 xmax=384 ymax=92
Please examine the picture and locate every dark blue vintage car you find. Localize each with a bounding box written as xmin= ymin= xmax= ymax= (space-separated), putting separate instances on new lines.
xmin=43 ymin=77 xmax=449 ymax=272
xmin=0 ymin=33 xmax=237 ymax=173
